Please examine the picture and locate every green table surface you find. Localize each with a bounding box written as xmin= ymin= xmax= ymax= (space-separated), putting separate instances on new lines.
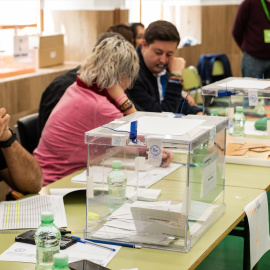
xmin=0 ymin=167 xmax=266 ymax=270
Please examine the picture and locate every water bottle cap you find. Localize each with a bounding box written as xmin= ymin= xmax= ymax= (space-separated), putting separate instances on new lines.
xmin=53 ymin=253 xmax=68 ymax=267
xmin=41 ymin=212 xmax=54 ymax=222
xmin=211 ymin=109 xmax=218 ymax=116
xmin=236 ymin=106 xmax=243 ymax=113
xmin=112 ymin=160 xmax=122 ymax=169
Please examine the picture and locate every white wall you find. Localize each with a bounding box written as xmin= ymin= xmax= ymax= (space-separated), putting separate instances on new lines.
xmin=43 ymin=0 xmax=125 ymax=10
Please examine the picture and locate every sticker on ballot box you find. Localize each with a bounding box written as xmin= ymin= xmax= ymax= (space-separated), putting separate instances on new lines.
xmin=147 ymin=138 xmax=162 ymax=166
xmin=201 ymin=150 xmax=217 ymax=198
xmin=112 ymin=136 xmax=126 ymax=146
xmin=248 ymin=90 xmax=258 ymax=106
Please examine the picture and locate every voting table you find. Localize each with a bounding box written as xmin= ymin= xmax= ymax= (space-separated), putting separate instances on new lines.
xmin=0 ymin=165 xmax=267 ymax=270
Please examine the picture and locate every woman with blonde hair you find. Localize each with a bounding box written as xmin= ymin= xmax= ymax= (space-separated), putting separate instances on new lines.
xmin=34 ymin=34 xmax=139 ymax=185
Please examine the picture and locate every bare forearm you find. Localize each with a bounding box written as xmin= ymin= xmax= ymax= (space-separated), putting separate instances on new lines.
xmin=2 ymin=141 xmax=43 ymax=194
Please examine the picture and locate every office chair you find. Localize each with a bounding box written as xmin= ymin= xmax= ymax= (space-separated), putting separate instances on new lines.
xmin=17 ymin=113 xmax=40 ymax=154
xmin=197 ymin=53 xmax=232 ymax=86
xmin=182 ymin=66 xmax=203 ymax=105
xmin=212 ymin=60 xmax=225 ymax=76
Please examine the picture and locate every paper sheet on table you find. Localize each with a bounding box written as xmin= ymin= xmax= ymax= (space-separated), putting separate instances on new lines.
xmin=131 ymin=204 xmax=186 ymax=237
xmin=71 ymin=163 xmax=181 ymax=188
xmin=115 ymin=116 xmax=205 ymax=136
xmin=217 ymin=79 xmax=270 ymax=89
xmin=244 ymin=191 xmax=270 ymax=269
xmin=50 ymin=187 xmax=161 ymax=202
xmin=245 ymin=121 xmax=268 ymax=136
xmin=0 ymin=241 xmax=120 ymax=267
xmin=226 ymin=140 xmax=270 ymax=159
xmin=0 ymin=195 xmax=67 ymax=229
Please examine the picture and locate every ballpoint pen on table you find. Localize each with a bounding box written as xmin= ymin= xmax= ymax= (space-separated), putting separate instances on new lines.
xmin=86 ymin=238 xmax=142 ymax=249
xmin=72 ymin=236 xmax=116 ymax=252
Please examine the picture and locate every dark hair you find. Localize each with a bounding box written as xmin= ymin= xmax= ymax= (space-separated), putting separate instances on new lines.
xmin=95 ymin=32 xmax=125 ymax=47
xmin=130 ymin=22 xmax=145 ymax=47
xmin=144 ymin=20 xmax=180 ymax=46
xmin=106 ymin=24 xmax=133 ymax=45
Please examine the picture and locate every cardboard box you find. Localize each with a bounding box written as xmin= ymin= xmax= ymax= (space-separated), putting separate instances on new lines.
xmin=38 ymin=34 xmax=64 ymax=68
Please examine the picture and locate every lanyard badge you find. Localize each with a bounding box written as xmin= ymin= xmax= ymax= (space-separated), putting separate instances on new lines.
xmin=261 ymin=0 xmax=270 ymax=43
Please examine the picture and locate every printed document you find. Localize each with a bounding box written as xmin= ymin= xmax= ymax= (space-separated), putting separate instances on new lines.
xmin=0 ymin=195 xmax=67 ymax=229
xmin=0 ymin=241 xmax=120 ymax=267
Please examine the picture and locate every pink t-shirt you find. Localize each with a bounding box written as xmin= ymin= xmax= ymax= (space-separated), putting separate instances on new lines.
xmin=33 ymin=81 xmax=123 ymax=185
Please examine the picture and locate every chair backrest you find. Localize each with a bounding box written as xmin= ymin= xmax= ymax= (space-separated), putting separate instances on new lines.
xmin=182 ymin=66 xmax=201 ymax=91
xmin=212 ymin=60 xmax=225 ymax=76
xmin=197 ymin=53 xmax=232 ymax=85
xmin=17 ymin=113 xmax=40 ymax=154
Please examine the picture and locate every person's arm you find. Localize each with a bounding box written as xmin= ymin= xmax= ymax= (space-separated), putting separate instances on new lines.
xmin=166 ymin=57 xmax=202 ymax=115
xmin=0 ymin=108 xmax=43 ymax=194
xmin=107 ymin=84 xmax=137 ymax=116
xmin=232 ymin=0 xmax=250 ymax=48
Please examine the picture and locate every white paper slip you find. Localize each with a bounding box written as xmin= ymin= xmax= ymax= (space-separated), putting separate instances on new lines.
xmin=0 ymin=195 xmax=67 ymax=229
xmin=0 ymin=241 xmax=120 ymax=267
xmin=116 ymin=116 xmax=205 ymax=136
xmin=244 ymin=191 xmax=270 ymax=269
xmin=50 ymin=187 xmax=161 ymax=202
xmin=131 ymin=205 xmax=186 ymax=238
xmin=50 ymin=188 xmax=86 ymax=197
xmin=72 ymin=163 xmax=182 ymax=189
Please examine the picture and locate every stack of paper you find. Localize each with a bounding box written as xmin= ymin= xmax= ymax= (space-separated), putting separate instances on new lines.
xmin=92 ymin=201 xmax=175 ymax=246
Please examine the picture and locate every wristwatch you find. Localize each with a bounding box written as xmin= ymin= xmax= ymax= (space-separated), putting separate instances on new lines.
xmin=0 ymin=128 xmax=17 ymax=148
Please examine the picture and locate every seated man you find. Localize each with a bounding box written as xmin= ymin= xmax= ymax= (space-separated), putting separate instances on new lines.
xmin=0 ymin=108 xmax=43 ymax=194
xmin=126 ymin=20 xmax=202 ymax=115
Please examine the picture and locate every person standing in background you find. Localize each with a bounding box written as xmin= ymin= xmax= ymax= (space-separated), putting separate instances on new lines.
xmin=232 ymin=0 xmax=270 ymax=78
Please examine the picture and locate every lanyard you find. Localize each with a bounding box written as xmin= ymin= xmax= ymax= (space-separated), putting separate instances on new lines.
xmin=261 ymin=0 xmax=270 ymax=22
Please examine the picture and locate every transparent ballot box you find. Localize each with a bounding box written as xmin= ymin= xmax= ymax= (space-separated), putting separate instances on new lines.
xmin=84 ymin=112 xmax=228 ymax=252
xmin=202 ymin=77 xmax=270 ymax=137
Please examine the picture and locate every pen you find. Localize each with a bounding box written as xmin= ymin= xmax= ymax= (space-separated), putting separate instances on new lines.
xmin=158 ymin=64 xmax=168 ymax=68
xmin=85 ymin=238 xmax=142 ymax=249
xmin=182 ymin=163 xmax=197 ymax=167
xmin=72 ymin=236 xmax=116 ymax=252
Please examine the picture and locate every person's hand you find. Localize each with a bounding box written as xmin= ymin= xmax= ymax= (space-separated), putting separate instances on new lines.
xmin=196 ymin=111 xmax=203 ymax=115
xmin=168 ymin=57 xmax=186 ymax=76
xmin=0 ymin=108 xmax=12 ymax=142
xmin=160 ymin=149 xmax=173 ymax=167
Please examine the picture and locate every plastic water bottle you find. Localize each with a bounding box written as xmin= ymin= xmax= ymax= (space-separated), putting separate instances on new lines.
xmin=35 ymin=212 xmax=61 ymax=269
xmin=192 ymin=141 xmax=208 ymax=165
xmin=210 ymin=109 xmax=218 ymax=116
xmin=107 ymin=160 xmax=127 ymax=211
xmin=53 ymin=253 xmax=70 ymax=270
xmin=232 ymin=106 xmax=245 ymax=137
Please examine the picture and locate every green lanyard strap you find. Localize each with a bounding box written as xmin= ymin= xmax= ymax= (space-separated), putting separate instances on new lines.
xmin=261 ymin=0 xmax=270 ymax=22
